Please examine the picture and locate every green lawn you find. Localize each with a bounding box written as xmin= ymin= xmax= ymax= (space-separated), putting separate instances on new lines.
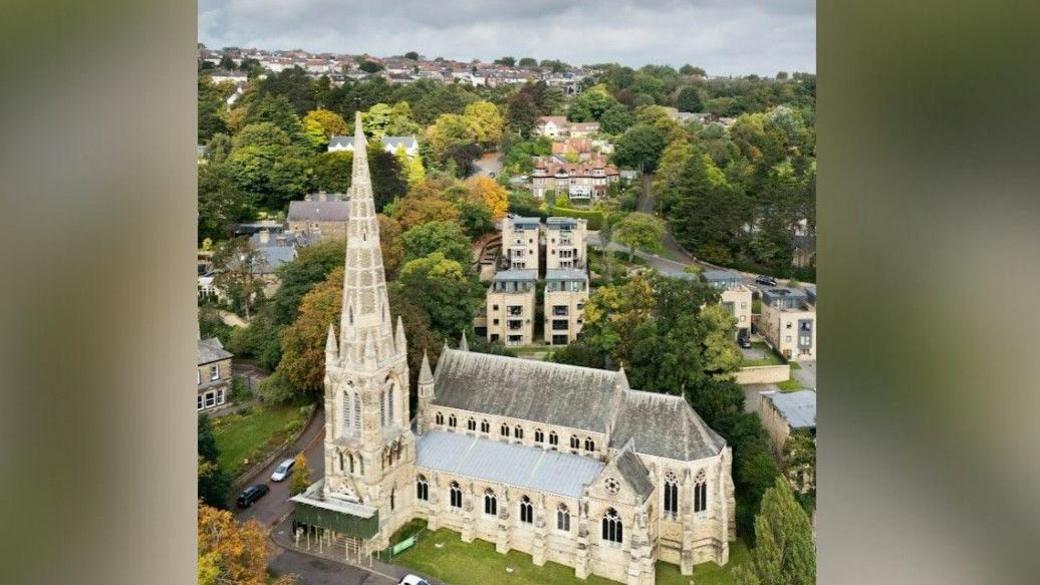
xmin=387 ymin=521 xmax=750 ymax=585
xmin=740 ymin=342 xmax=785 ymax=367
xmin=777 ymin=377 xmax=803 ymax=392
xmin=211 ymin=403 xmax=310 ymax=476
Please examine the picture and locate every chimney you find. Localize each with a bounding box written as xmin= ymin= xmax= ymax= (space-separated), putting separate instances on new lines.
xmin=259 ymin=229 xmax=270 ymax=245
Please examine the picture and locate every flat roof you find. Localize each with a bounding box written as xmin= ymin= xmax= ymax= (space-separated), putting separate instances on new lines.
xmin=493 ymin=269 xmax=538 ymax=281
xmin=545 ymin=269 xmax=588 ymax=281
xmin=764 ymin=390 xmax=816 ymax=429
xmin=416 ymin=430 xmax=605 ymax=498
xmin=546 ymin=217 xmax=579 ymax=226
xmin=511 ymin=217 xmax=542 ymax=227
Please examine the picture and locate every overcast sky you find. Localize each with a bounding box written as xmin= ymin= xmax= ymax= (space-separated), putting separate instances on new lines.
xmin=199 ymin=0 xmax=815 ymax=76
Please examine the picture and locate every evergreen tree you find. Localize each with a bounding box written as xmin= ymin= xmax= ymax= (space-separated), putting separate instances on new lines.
xmin=735 ymin=478 xmax=816 ymax=585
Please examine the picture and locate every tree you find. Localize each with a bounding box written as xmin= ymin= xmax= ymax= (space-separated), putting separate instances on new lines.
xmin=218 ymin=55 xmax=237 ymax=70
xmin=197 ymin=414 xmax=230 ymax=508
xmin=463 ymin=101 xmax=505 ymax=148
xmin=395 ymin=252 xmax=483 ymax=338
xmin=359 ymin=60 xmax=383 ymax=73
xmin=198 ymin=77 xmax=230 ymax=141
xmin=368 ymin=144 xmax=408 ymax=212
xmin=388 ymin=287 xmax=443 ymax=392
xmin=402 ymin=221 xmax=472 ymax=266
xmin=517 ymin=57 xmax=538 ymax=68
xmin=277 ymin=267 xmax=344 ymax=396
xmin=425 ymin=113 xmax=477 ymax=164
xmin=613 ymin=212 xmax=664 ymax=261
xmin=289 ymin=453 xmax=311 ymax=496
xmin=302 ymin=108 xmax=349 ymax=139
xmin=313 ymin=151 xmax=353 ymax=193
xmin=213 ymin=237 xmax=266 ymax=319
xmin=783 ymin=431 xmax=816 ymax=503
xmin=270 ymin=238 xmax=346 ymax=325
xmin=392 ymin=178 xmax=463 ymax=231
xmin=198 ymin=162 xmax=251 ymax=244
xmin=197 ymin=505 xmax=269 ymax=585
xmin=581 ymin=275 xmax=656 ymax=365
xmin=397 ymin=145 xmax=425 ymax=186
xmin=255 ymin=66 xmax=317 ymax=115
xmin=679 ymin=64 xmax=706 ymax=77
xmin=569 ymin=84 xmax=617 ymax=122
xmin=676 ymin=86 xmax=704 ymax=112
xmin=404 ymin=51 xmax=419 ymax=60
xmin=599 ymin=103 xmax=635 ymax=135
xmin=699 ymin=304 xmax=742 ymax=377
xmin=457 ymin=198 xmax=495 ymax=238
xmin=465 ymin=175 xmax=508 ymax=221
xmin=494 ymin=56 xmax=516 ymax=67
xmin=505 ymin=91 xmax=539 ymax=138
xmin=734 ymin=478 xmax=816 ymax=585
xmin=244 ymin=94 xmax=303 ymax=138
xmin=378 ymin=214 xmax=405 ymax=276
xmin=612 ymin=123 xmax=668 ymax=172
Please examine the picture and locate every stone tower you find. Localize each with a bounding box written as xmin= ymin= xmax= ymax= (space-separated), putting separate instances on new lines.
xmin=323 ymin=112 xmax=415 ymax=547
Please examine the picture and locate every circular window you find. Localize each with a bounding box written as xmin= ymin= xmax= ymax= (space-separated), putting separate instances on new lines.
xmin=604 ymin=477 xmax=621 ymax=495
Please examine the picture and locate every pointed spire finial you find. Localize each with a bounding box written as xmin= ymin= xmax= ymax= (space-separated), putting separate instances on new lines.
xmin=459 ymin=331 xmax=469 ymax=352
xmin=325 ymin=323 xmax=338 ymax=355
xmin=616 ymin=365 xmax=629 ymax=389
xmin=419 ymin=350 xmax=434 ymax=384
xmin=395 ymin=315 xmax=407 ymax=353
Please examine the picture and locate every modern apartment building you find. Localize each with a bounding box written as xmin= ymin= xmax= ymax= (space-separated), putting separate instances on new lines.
xmin=501 ymin=216 xmax=541 ymax=273
xmin=760 ymin=287 xmax=816 ymax=361
xmin=702 ymin=270 xmax=753 ymax=335
xmin=544 ymin=269 xmax=589 ymax=346
xmin=545 ymin=217 xmax=587 ymax=270
xmin=486 ymin=270 xmax=537 ymax=346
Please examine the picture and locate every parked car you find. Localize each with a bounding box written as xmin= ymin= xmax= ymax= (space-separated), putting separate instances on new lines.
xmin=271 ymin=458 xmax=295 ymax=482
xmin=398 ymin=575 xmax=430 ymax=585
xmin=755 ymin=275 xmax=778 ymax=286
xmin=737 ymin=329 xmax=752 ymax=349
xmin=236 ymin=484 xmax=270 ymax=508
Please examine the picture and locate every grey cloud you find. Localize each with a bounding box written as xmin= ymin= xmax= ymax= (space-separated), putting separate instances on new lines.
xmin=199 ymin=0 xmax=814 ymax=75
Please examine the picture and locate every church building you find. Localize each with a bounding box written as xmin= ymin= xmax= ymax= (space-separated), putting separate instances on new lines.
xmin=290 ymin=114 xmax=735 ymax=585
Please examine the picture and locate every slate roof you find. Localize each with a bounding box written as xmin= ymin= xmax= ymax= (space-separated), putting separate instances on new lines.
xmin=198 ymin=337 xmax=232 ymax=365
xmin=287 ymin=200 xmax=350 ymax=222
xmin=614 ymin=447 xmax=654 ymax=501
xmin=764 ymin=390 xmax=816 ymax=429
xmin=416 ymin=430 xmax=604 ymax=498
xmin=431 ymin=349 xmax=622 ymax=433
xmin=609 ymin=390 xmax=726 ymax=461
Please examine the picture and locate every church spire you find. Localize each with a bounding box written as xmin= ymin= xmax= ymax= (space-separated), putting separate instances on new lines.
xmin=419 ymin=350 xmax=434 ymax=384
xmin=339 ymin=111 xmax=396 ymax=364
xmin=395 ymin=316 xmax=407 ymax=354
xmin=325 ymin=323 xmax=338 ymax=357
xmin=459 ymin=331 xmax=469 ymax=352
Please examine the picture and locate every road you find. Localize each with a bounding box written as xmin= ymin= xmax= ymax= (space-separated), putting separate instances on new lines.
xmin=235 ymin=408 xmax=326 ymax=529
xmin=267 ymin=547 xmax=397 ymax=585
xmin=472 ymin=151 xmax=502 ymax=177
xmin=605 ymin=173 xmax=814 ymax=290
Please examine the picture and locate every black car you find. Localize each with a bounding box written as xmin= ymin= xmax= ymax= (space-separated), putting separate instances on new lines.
xmin=755 ymin=275 xmax=778 ymax=287
xmin=737 ymin=329 xmax=752 ymax=348
xmin=236 ymin=484 xmax=270 ymax=508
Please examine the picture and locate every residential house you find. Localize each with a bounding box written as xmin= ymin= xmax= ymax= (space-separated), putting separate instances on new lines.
xmin=545 ymin=217 xmax=587 ymax=270
xmin=530 ymin=156 xmax=619 ymax=200
xmin=701 ymin=270 xmax=753 ymax=335
xmin=197 ymin=337 xmax=233 ymax=412
xmin=287 ymin=192 xmax=350 ymax=241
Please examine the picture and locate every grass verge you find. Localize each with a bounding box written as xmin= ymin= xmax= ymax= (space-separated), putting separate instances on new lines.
xmin=212 ymin=402 xmax=311 ymax=477
xmin=386 ymin=521 xmax=750 ymax=585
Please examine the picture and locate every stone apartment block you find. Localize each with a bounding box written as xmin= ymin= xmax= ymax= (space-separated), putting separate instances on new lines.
xmin=486 ymin=270 xmax=538 ymax=346
xmin=545 ymin=217 xmax=587 ymax=270
xmin=501 ymin=216 xmax=541 ymax=273
xmin=760 ymin=287 xmax=817 ymax=361
xmin=701 ymin=270 xmax=752 ymax=335
xmin=197 ymin=337 xmax=233 ymax=412
xmin=544 ymin=269 xmax=589 ymax=346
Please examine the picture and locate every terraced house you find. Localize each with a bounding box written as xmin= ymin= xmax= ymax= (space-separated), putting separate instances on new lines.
xmin=289 ymin=115 xmax=735 ymax=585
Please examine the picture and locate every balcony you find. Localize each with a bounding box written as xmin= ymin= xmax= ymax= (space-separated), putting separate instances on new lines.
xmin=507 ymin=306 xmax=523 ymax=317
xmin=552 ymin=305 xmax=568 ymax=316
xmin=552 ymin=320 xmax=569 ymax=331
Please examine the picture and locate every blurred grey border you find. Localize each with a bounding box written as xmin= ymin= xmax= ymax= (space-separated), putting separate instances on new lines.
xmin=1 ymin=1 xmax=1039 ymax=584
xmin=0 ymin=1 xmax=197 ymax=584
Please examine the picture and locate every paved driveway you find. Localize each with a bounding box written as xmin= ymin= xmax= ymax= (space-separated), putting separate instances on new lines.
xmin=792 ymin=359 xmax=817 ymax=390
xmin=267 ymin=546 xmax=397 ymax=585
xmin=235 ymin=409 xmax=326 ymax=529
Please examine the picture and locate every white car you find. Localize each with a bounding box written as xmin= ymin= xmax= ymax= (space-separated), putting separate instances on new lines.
xmin=270 ymin=458 xmax=295 ymax=482
xmin=398 ymin=575 xmax=430 ymax=585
